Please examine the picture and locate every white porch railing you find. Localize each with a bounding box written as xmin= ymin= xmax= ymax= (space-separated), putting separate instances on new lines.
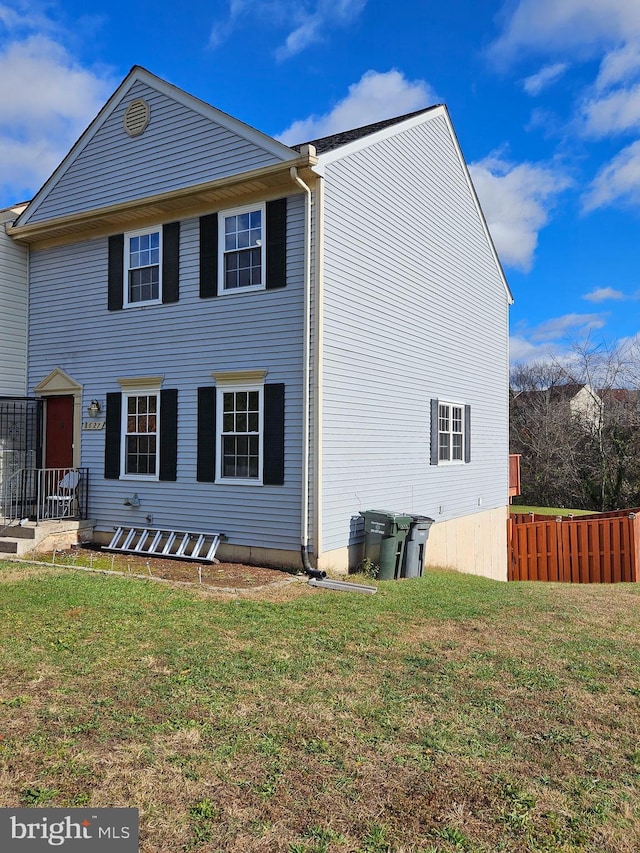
xmin=1 ymin=467 xmax=88 ymax=526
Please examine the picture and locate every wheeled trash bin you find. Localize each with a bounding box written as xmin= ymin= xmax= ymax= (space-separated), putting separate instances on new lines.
xmin=402 ymin=515 xmax=434 ymax=578
xmin=360 ymin=510 xmax=413 ymax=580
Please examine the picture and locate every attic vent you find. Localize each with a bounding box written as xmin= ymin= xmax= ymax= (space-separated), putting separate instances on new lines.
xmin=123 ymin=98 xmax=150 ymax=137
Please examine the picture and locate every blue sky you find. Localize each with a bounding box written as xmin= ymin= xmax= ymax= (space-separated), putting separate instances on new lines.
xmin=1 ymin=0 xmax=639 ymax=366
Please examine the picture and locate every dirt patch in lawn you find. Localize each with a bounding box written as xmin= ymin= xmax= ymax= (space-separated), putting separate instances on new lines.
xmin=14 ymin=544 xmax=304 ymax=593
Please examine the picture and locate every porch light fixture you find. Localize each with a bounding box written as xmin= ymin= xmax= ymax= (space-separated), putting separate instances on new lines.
xmin=123 ymin=494 xmax=140 ymax=508
xmin=87 ymin=399 xmax=102 ymax=417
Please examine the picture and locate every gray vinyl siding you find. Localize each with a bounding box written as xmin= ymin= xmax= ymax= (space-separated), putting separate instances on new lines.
xmin=28 ymin=81 xmax=283 ymax=223
xmin=27 ymin=194 xmax=305 ymax=551
xmin=320 ymin=113 xmax=510 ymax=553
xmin=0 ymin=214 xmax=28 ymax=395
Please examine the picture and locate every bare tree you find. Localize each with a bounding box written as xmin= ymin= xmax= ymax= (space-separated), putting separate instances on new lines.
xmin=510 ymin=337 xmax=640 ymax=511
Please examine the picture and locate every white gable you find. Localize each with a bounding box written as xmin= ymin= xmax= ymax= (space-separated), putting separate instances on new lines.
xmin=19 ymin=67 xmax=298 ymax=226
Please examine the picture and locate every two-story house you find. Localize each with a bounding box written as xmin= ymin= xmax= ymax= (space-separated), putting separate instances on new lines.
xmin=4 ymin=66 xmax=512 ymax=579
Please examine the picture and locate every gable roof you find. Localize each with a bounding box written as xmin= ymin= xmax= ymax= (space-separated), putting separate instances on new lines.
xmin=14 ymin=66 xmax=301 ymax=231
xmin=291 ymin=106 xmax=441 ymax=154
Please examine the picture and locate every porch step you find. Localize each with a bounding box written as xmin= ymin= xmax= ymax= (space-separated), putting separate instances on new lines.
xmin=1 ymin=522 xmax=37 ymax=540
xmin=0 ymin=519 xmax=95 ymax=557
xmin=0 ymin=521 xmax=38 ymax=554
xmin=105 ymin=527 xmax=222 ymax=563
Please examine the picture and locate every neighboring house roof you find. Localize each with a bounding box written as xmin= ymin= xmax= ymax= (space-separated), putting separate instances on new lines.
xmin=512 ymin=384 xmax=603 ymax=428
xmin=598 ymin=388 xmax=640 ymax=406
xmin=548 ymin=383 xmax=596 ymax=404
xmin=291 ymin=106 xmax=441 ymax=154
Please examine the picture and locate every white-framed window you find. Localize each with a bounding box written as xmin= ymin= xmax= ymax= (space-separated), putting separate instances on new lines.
xmin=218 ymin=203 xmax=265 ymax=293
xmin=124 ymin=227 xmax=162 ymax=306
xmin=438 ymin=401 xmax=464 ymax=463
xmin=121 ymin=390 xmax=159 ymax=478
xmin=216 ymin=383 xmax=264 ymax=483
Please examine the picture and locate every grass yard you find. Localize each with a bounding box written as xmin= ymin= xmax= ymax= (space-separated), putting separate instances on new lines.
xmin=510 ymin=506 xmax=596 ymax=517
xmin=1 ymin=563 xmax=639 ymax=852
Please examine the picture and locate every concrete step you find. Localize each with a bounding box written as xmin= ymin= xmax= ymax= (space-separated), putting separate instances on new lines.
xmin=0 ymin=519 xmax=95 ymax=557
xmin=1 ymin=523 xmax=37 ymax=540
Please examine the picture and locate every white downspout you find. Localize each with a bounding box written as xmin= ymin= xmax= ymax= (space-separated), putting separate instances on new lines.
xmin=290 ymin=163 xmax=314 ymax=571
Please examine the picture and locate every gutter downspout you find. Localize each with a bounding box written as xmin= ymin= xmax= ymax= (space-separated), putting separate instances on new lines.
xmin=290 ymin=163 xmax=322 ymax=577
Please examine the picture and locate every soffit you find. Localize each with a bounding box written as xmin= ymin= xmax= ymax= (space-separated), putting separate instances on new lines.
xmin=8 ymin=158 xmax=318 ymax=250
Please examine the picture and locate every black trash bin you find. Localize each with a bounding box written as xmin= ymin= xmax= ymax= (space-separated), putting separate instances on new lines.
xmin=360 ymin=510 xmax=412 ymax=580
xmin=402 ymin=515 xmax=434 ymax=578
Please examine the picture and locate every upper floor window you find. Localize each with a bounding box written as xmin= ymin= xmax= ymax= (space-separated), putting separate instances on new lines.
xmin=108 ymin=223 xmax=179 ymax=312
xmin=219 ymin=203 xmax=265 ymax=293
xmin=125 ymin=228 xmax=162 ymax=306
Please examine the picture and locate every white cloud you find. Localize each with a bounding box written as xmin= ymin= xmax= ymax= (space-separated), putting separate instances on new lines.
xmin=277 ymin=69 xmax=436 ymax=144
xmin=582 ymin=139 xmax=640 ymax=210
xmin=595 ymin=42 xmax=640 ymax=90
xmin=509 ymin=335 xmax=560 ymax=364
xmin=0 ymin=14 xmax=114 ymax=204
xmin=530 ymin=313 xmax=606 ymax=342
xmin=580 ymin=83 xmax=640 ymax=136
xmin=510 ymin=313 xmax=608 ymax=365
xmin=523 ymin=63 xmax=568 ymax=95
xmin=469 ymin=155 xmax=571 ymax=272
xmin=276 ymin=0 xmax=366 ymax=60
xmin=210 ymin=0 xmax=367 ymax=58
xmin=583 ymin=287 xmax=625 ymax=302
xmin=490 ymin=0 xmax=640 ymax=64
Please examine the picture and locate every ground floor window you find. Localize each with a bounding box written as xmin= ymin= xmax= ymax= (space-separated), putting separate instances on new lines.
xmin=438 ymin=402 xmax=464 ymax=462
xmin=217 ymin=384 xmax=263 ymax=482
xmin=123 ymin=391 xmax=159 ymax=476
xmin=431 ymin=398 xmax=470 ymax=465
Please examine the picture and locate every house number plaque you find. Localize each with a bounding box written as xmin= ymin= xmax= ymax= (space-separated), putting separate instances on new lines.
xmin=82 ymin=421 xmax=106 ymax=430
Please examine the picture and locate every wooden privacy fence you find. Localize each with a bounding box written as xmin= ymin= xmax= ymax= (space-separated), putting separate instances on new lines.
xmin=508 ymin=510 xmax=640 ymax=583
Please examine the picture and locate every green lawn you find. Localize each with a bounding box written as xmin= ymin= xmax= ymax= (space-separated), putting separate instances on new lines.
xmin=1 ymin=562 xmax=639 ymax=852
xmin=510 ymin=505 xmax=596 ymax=516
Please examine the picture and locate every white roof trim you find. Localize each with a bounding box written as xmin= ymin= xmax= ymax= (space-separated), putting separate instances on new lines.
xmin=16 ymin=66 xmax=299 ymax=227
xmin=313 ymin=106 xmax=448 ymax=174
xmin=439 ymin=108 xmax=513 ymax=305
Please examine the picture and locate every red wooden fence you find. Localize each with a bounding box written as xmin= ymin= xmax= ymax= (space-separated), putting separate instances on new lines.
xmin=508 ymin=511 xmax=640 ymax=583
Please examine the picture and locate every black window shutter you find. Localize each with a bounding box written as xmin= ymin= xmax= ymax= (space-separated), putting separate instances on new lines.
xmin=263 ymin=383 xmax=285 ymax=485
xmin=108 ymin=234 xmax=124 ymax=311
xmin=104 ymin=392 xmax=122 ymax=479
xmin=265 ymin=198 xmax=287 ymax=290
xmin=197 ymin=387 xmax=216 ymax=482
xmin=430 ymin=398 xmax=439 ymax=466
xmin=159 ymin=389 xmax=178 ymax=481
xmin=162 ymin=222 xmax=180 ymax=304
xmin=199 ymin=213 xmax=218 ymax=298
xmin=464 ymin=404 xmax=471 ymax=463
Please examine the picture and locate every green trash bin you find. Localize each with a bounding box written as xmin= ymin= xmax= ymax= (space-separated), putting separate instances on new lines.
xmin=360 ymin=510 xmax=413 ymax=580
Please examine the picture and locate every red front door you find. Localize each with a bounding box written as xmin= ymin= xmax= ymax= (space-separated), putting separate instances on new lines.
xmin=45 ymin=396 xmax=74 ymax=469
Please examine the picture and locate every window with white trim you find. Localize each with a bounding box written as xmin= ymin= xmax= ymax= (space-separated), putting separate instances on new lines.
xmin=219 ymin=203 xmax=265 ymax=292
xmin=216 ymin=384 xmax=263 ymax=482
xmin=438 ymin=402 xmax=464 ymax=463
xmin=122 ymin=390 xmax=159 ymax=477
xmin=124 ymin=228 xmax=162 ymax=306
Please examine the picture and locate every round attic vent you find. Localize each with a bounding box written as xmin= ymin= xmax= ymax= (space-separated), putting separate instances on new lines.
xmin=123 ymin=98 xmax=150 ymax=137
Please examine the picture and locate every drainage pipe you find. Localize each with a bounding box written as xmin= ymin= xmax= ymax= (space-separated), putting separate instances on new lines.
xmin=289 ymin=165 xmax=315 ymax=576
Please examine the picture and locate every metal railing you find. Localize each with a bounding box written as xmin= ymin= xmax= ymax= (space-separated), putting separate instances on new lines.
xmin=2 ymin=467 xmax=88 ymax=525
